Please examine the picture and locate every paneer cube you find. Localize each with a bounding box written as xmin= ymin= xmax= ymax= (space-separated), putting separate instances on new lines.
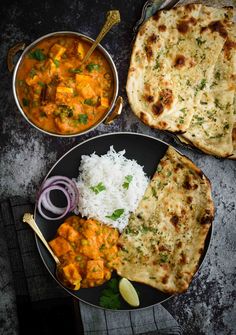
xmin=45 ymin=59 xmax=57 ymax=75
xmin=49 ymin=236 xmax=72 ymax=257
xmin=56 ymin=86 xmax=74 ymax=103
xmin=25 ymin=74 xmax=39 ymax=86
xmin=76 ymin=83 xmax=95 ymax=99
xmin=49 ymin=43 xmax=66 ymax=60
xmin=75 ymin=74 xmax=92 ymax=83
xmin=86 ymin=260 xmax=104 ymax=280
xmin=62 ymin=263 xmax=82 ymax=290
xmin=56 ymin=86 xmax=74 ymax=95
xmin=58 ymin=223 xmax=80 ymax=243
xmin=100 ymin=96 xmax=109 ymax=108
xmin=77 ymin=43 xmax=85 ymax=60
xmin=80 ymin=242 xmax=100 ymax=260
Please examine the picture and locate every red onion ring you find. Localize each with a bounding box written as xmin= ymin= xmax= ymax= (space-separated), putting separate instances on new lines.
xmin=38 ymin=185 xmax=71 ymax=220
xmin=37 ymin=176 xmax=79 ymax=220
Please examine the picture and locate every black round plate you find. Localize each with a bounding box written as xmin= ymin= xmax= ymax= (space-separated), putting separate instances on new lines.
xmin=35 ymin=132 xmax=212 ymax=310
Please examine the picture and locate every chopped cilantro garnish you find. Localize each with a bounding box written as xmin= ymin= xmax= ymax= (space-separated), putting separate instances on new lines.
xmin=38 ymin=81 xmax=45 ymax=87
xmin=78 ymin=114 xmax=88 ymax=124
xmin=159 ymin=253 xmax=168 ymax=263
xmin=29 ymin=48 xmax=46 ymax=61
xmin=69 ymin=68 xmax=82 ymax=74
xmin=153 ymin=54 xmax=160 ymax=70
xmin=106 ymin=209 xmax=124 ymax=221
xmin=178 ymin=95 xmax=185 ymax=102
xmin=90 ymin=182 xmax=106 ymax=194
xmin=122 ymin=175 xmax=133 ymax=189
xmin=214 ymin=71 xmax=221 ymax=80
xmin=99 ymin=278 xmax=121 ymax=310
xmin=214 ymin=98 xmax=222 ymax=109
xmin=22 ymin=98 xmax=29 ymax=107
xmin=53 ymin=59 xmax=60 ymax=68
xmin=196 ymin=37 xmax=206 ymax=46
xmin=199 ymin=78 xmax=206 ymax=90
xmin=29 ymin=68 xmax=37 ymax=78
xmin=84 ymin=98 xmax=96 ymax=106
xmin=86 ymin=63 xmax=100 ymax=72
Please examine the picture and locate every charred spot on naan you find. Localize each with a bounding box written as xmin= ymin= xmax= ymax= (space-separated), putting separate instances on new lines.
xmin=152 ymin=89 xmax=174 ymax=116
xmin=153 ymin=11 xmax=161 ymax=21
xmin=140 ymin=112 xmax=150 ymax=125
xmin=177 ymin=17 xmax=197 ymax=34
xmin=200 ymin=209 xmax=214 ymax=225
xmin=158 ymin=24 xmax=166 ymax=32
xmin=208 ymin=20 xmax=228 ymax=38
xmin=223 ymin=38 xmax=236 ymax=60
xmin=147 ymin=33 xmax=158 ymax=44
xmin=152 ymin=102 xmax=164 ymax=116
xmin=170 ymin=214 xmax=179 ymax=227
xmin=174 ymin=55 xmax=186 ymax=68
xmin=144 ymin=45 xmax=154 ymax=61
xmin=144 ymin=94 xmax=154 ymax=103
xmin=200 ymin=20 xmax=228 ymax=38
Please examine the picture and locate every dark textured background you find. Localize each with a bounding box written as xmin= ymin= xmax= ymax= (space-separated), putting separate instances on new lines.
xmin=0 ymin=0 xmax=235 ymax=334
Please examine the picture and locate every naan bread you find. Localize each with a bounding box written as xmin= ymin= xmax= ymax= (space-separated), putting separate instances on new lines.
xmin=127 ymin=4 xmax=236 ymax=157
xmin=181 ymin=23 xmax=236 ymax=157
xmin=115 ymin=147 xmax=214 ymax=294
xmin=127 ymin=4 xmax=233 ymax=132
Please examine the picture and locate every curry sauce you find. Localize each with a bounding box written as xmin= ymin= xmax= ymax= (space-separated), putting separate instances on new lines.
xmin=16 ymin=35 xmax=114 ymax=134
xmin=49 ymin=216 xmax=119 ymax=290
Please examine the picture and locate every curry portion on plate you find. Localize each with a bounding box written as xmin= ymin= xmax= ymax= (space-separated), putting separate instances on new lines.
xmin=126 ymin=4 xmax=236 ymax=158
xmin=16 ymin=35 xmax=114 ymax=134
xmin=49 ymin=215 xmax=119 ymax=290
xmin=115 ymin=147 xmax=214 ymax=294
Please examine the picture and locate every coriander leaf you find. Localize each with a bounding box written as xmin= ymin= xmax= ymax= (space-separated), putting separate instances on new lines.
xmin=107 ymin=278 xmax=119 ymax=292
xmin=29 ymin=48 xmax=46 ymax=61
xmin=196 ymin=37 xmax=206 ymax=46
xmin=22 ymin=98 xmax=29 ymax=107
xmin=99 ymin=278 xmax=121 ymax=309
xmin=78 ymin=114 xmax=88 ymax=124
xmin=38 ymin=81 xmax=45 ymax=87
xmin=69 ymin=68 xmax=82 ymax=74
xmin=106 ymin=209 xmax=124 ymax=221
xmin=90 ymin=182 xmax=106 ymax=194
xmin=159 ymin=253 xmax=168 ymax=263
xmin=29 ymin=68 xmax=37 ymax=78
xmin=122 ymin=175 xmax=133 ymax=189
xmin=53 ymin=59 xmax=60 ymax=68
xmin=84 ymin=98 xmax=96 ymax=106
xmin=199 ymin=78 xmax=206 ymax=90
xmin=86 ymin=63 xmax=100 ymax=72
xmin=99 ymin=293 xmax=121 ymax=310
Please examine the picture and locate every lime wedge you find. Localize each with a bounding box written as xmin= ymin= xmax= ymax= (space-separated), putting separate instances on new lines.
xmin=119 ymin=278 xmax=140 ymax=307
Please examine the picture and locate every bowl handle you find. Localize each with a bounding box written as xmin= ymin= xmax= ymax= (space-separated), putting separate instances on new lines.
xmin=7 ymin=42 xmax=26 ymax=72
xmin=104 ymin=96 xmax=123 ymax=125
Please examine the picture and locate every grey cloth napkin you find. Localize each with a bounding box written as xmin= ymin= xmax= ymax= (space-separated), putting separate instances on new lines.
xmin=0 ymin=197 xmax=182 ymax=335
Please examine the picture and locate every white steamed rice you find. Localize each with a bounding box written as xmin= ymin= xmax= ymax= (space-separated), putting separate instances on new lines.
xmin=74 ymin=146 xmax=149 ymax=232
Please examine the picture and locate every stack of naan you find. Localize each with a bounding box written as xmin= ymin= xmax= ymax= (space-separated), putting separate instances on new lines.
xmin=115 ymin=147 xmax=214 ymax=294
xmin=126 ymin=4 xmax=236 ymax=158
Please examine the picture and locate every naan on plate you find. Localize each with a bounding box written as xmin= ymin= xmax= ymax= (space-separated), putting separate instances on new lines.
xmin=115 ymin=147 xmax=214 ymax=294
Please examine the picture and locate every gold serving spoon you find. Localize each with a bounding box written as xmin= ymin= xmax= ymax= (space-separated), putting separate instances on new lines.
xmin=23 ymin=213 xmax=78 ymax=290
xmin=81 ymin=10 xmax=120 ymax=66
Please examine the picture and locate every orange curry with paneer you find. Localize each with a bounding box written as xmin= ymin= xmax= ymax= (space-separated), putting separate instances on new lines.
xmin=49 ymin=215 xmax=119 ymax=290
xmin=16 ymin=35 xmax=114 ymax=134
